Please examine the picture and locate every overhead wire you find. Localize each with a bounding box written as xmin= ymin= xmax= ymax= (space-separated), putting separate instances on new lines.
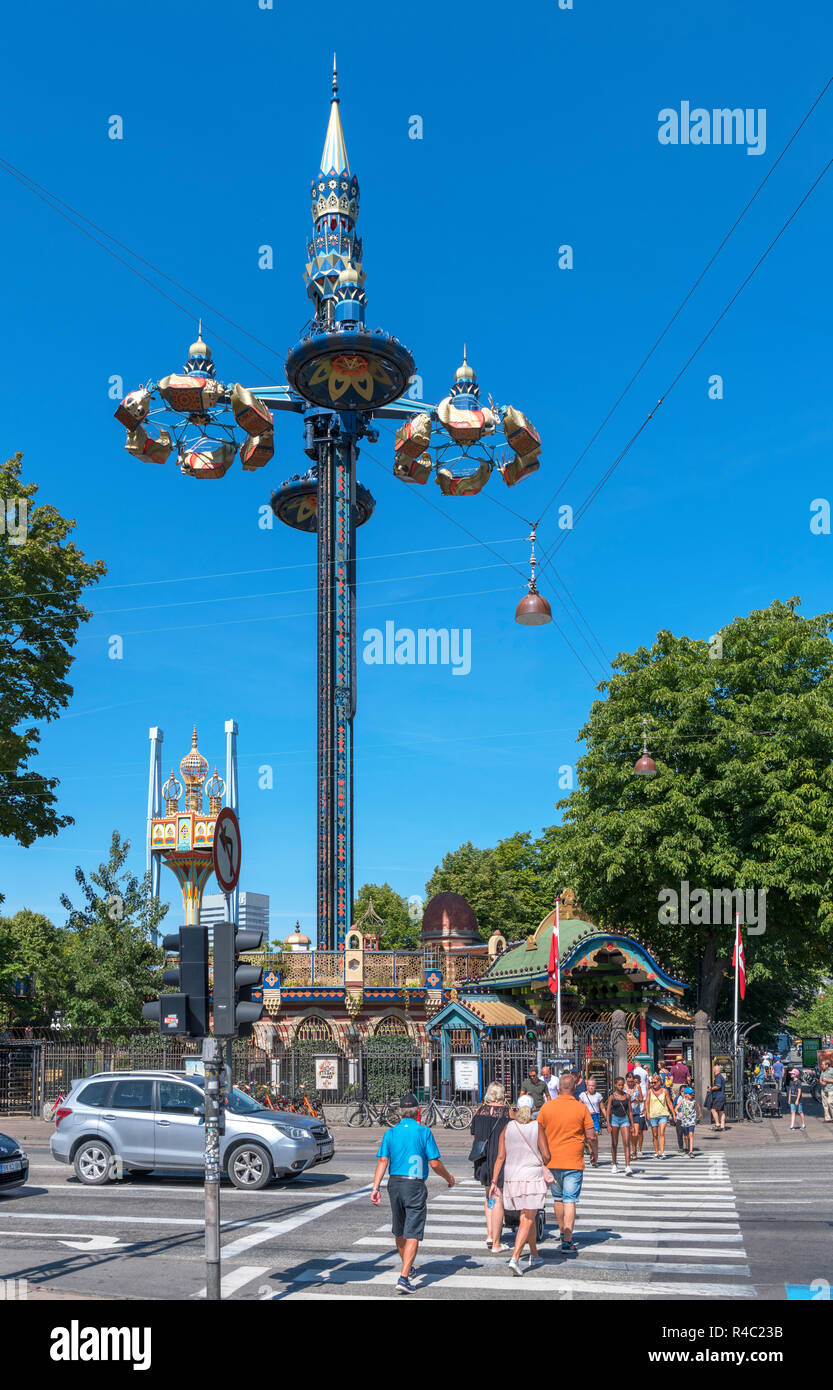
xmin=539 ymin=145 xmax=833 ymax=577
xmin=532 ymin=72 xmax=833 ymax=537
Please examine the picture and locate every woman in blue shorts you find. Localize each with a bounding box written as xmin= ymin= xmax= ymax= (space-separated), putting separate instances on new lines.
xmin=604 ymin=1076 xmax=634 ymax=1174
xmin=788 ymin=1069 xmax=806 ymax=1132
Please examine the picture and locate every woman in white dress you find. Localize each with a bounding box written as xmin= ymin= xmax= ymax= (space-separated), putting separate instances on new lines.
xmin=489 ymin=1100 xmax=551 ymax=1275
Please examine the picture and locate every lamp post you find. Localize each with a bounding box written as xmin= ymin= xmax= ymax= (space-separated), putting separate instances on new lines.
xmin=115 ymin=61 xmax=549 ymax=953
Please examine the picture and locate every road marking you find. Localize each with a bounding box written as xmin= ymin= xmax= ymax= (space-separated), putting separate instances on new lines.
xmin=416 ymin=1225 xmax=744 ymax=1245
xmin=196 ymin=1264 xmax=271 ymax=1300
xmin=0 ymin=1230 xmax=127 ymax=1250
xmin=289 ymin=1265 xmax=756 ymax=1297
xmin=355 ymin=1236 xmax=749 ymax=1258
xmin=423 ymin=1212 xmax=740 ymax=1230
xmin=220 ymin=1183 xmax=374 ymax=1258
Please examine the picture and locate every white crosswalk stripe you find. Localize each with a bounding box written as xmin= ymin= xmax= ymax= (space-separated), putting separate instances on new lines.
xmin=279 ymin=1155 xmax=757 ymax=1299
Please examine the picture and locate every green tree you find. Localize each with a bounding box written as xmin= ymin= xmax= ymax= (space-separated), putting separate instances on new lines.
xmin=352 ymin=882 xmax=418 ymax=949
xmin=788 ymin=988 xmax=833 ymax=1039
xmin=0 ymin=453 xmax=106 ymax=856
xmin=0 ymin=908 xmax=68 ymax=1026
xmin=59 ymin=831 xmax=167 ymax=1038
xmin=554 ymin=599 xmax=833 ymax=1019
xmin=425 ymin=833 xmax=549 ymax=940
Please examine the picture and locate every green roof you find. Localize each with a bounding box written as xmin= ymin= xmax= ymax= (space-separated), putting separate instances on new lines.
xmin=484 ymin=919 xmax=591 ymax=983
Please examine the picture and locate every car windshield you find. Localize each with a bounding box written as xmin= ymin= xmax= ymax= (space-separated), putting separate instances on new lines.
xmin=187 ymin=1077 xmax=269 ymax=1115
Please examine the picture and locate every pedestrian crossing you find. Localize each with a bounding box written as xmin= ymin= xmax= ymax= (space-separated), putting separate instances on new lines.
xmin=278 ymin=1151 xmax=757 ymax=1299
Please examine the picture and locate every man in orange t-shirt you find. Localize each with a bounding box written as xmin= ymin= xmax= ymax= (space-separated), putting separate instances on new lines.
xmin=536 ymin=1073 xmax=597 ymax=1253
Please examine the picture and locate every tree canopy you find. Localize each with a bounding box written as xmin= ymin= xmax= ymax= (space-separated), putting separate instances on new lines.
xmin=59 ymin=831 xmax=166 ymax=1038
xmin=0 ymin=453 xmax=106 ymax=854
xmin=352 ymin=882 xmax=419 ymax=949
xmin=554 ymin=599 xmax=833 ymax=1019
xmin=424 ymin=831 xmax=558 ymax=940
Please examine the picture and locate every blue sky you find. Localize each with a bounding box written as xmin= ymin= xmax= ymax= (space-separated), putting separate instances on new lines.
xmin=2 ymin=1 xmax=833 ymax=936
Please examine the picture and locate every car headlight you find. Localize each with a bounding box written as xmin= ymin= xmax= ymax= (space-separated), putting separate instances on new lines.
xmin=272 ymin=1124 xmax=310 ymax=1141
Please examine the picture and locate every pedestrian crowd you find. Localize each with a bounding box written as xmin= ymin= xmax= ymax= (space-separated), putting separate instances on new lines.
xmin=370 ymin=1045 xmax=831 ymax=1292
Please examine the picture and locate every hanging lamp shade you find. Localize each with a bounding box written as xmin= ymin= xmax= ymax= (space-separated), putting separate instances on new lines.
xmin=633 ymin=750 xmax=657 ymax=776
xmin=634 ymin=715 xmax=657 ymax=775
xmin=515 ymin=588 xmax=552 ymax=625
xmin=515 ymin=525 xmax=552 ymax=625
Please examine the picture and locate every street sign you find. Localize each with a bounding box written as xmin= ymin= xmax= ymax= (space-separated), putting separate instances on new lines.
xmin=213 ymin=807 xmax=241 ymax=894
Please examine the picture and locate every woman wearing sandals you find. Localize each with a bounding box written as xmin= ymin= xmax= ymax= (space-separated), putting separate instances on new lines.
xmin=469 ymin=1082 xmax=511 ymax=1252
xmin=489 ymin=1099 xmax=550 ymax=1275
xmin=645 ymin=1073 xmax=676 ymax=1157
xmin=787 ymin=1069 xmax=807 ymax=1132
xmin=605 ymin=1076 xmax=635 ymax=1174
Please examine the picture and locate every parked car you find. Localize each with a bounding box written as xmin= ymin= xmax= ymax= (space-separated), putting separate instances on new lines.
xmin=0 ymin=1132 xmax=29 ymax=1192
xmin=50 ymin=1071 xmax=334 ymax=1189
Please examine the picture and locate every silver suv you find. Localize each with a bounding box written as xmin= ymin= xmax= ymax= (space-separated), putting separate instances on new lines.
xmin=50 ymin=1071 xmax=334 ymax=1189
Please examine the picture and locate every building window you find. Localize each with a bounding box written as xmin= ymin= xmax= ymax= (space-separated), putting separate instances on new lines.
xmin=296 ymin=1016 xmax=333 ymax=1043
xmin=375 ymin=1016 xmax=409 ymax=1037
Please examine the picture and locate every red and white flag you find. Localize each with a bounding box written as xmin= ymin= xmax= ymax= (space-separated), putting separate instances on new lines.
xmin=733 ymin=914 xmax=746 ymax=1000
xmin=548 ymin=898 xmax=560 ymax=996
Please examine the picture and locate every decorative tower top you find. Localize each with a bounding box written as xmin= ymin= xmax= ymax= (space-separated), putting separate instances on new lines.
xmin=179 ymin=727 xmax=209 ymax=811
xmin=320 ymin=56 xmax=350 ymax=176
xmin=306 ymin=61 xmax=362 ymax=319
xmin=205 ymin=766 xmax=226 ymax=815
xmin=162 ymin=769 xmax=182 ymax=816
xmin=184 ymin=323 xmax=215 ymax=378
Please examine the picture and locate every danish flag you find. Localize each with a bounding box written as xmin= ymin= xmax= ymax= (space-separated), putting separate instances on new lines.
xmin=733 ymin=914 xmax=746 ymax=1001
xmin=548 ymin=898 xmax=560 ymax=996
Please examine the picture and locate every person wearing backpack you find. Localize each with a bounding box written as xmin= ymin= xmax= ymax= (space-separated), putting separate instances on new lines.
xmin=469 ymin=1083 xmax=511 ymax=1252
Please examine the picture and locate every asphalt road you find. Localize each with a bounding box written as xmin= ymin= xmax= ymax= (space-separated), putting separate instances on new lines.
xmin=0 ymin=1123 xmax=830 ymax=1301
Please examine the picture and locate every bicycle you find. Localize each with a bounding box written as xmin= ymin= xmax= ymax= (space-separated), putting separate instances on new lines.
xmin=744 ymin=1082 xmax=764 ymax=1123
xmin=345 ymin=1097 xmax=401 ymax=1127
xmin=420 ymin=1096 xmax=474 ymax=1129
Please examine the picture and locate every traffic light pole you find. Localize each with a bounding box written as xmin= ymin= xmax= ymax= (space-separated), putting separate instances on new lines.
xmin=202 ymin=1035 xmax=223 ymax=1302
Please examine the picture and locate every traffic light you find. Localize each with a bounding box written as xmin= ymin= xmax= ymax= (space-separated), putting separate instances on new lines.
xmin=523 ymin=1015 xmax=539 ymax=1043
xmin=142 ymin=928 xmax=209 ymax=1037
xmin=212 ymin=922 xmax=265 ymax=1038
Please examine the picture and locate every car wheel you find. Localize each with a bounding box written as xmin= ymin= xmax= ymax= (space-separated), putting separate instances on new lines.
xmin=227 ymin=1143 xmax=273 ymax=1190
xmin=73 ymin=1140 xmax=115 ymax=1185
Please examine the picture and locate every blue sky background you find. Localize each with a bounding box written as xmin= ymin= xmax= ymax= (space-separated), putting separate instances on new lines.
xmin=2 ymin=1 xmax=832 ymax=936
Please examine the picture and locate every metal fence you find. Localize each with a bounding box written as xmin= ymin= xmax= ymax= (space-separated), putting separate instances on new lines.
xmin=0 ymin=1037 xmax=273 ymax=1117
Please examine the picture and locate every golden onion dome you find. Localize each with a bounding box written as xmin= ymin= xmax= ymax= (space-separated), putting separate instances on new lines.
xmin=189 ymin=333 xmax=211 ymax=361
xmin=179 ymin=726 xmax=209 ymax=784
xmin=285 ymin=921 xmax=312 ymax=949
xmin=454 ymin=348 xmax=475 ymax=382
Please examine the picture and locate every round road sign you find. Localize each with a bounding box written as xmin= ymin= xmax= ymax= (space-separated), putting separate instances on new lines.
xmin=213 ymin=807 xmax=241 ymax=894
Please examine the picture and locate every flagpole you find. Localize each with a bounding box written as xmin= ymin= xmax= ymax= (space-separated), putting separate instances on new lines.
xmin=734 ymin=910 xmax=739 ymax=1053
xmin=555 ymin=896 xmax=562 ymax=1054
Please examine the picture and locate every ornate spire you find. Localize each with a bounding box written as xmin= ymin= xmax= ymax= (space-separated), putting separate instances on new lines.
xmin=306 ymin=62 xmax=362 ymax=318
xmin=320 ymin=55 xmax=350 ymax=176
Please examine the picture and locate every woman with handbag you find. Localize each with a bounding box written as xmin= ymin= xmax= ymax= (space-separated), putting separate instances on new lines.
xmin=469 ymin=1083 xmax=510 ymax=1252
xmin=489 ymin=1102 xmax=551 ymax=1275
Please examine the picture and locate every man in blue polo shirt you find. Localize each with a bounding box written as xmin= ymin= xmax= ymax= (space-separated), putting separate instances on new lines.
xmin=370 ymin=1093 xmax=455 ymax=1295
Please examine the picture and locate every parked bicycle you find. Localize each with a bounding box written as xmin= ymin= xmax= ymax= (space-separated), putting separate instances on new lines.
xmin=345 ymin=1097 xmax=401 ymax=1127
xmin=744 ymin=1082 xmax=764 ymax=1122
xmin=420 ymin=1096 xmax=474 ymax=1129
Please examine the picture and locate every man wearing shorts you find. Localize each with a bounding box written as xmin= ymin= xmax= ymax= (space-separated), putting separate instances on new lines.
xmin=537 ymin=1073 xmax=597 ymax=1253
xmin=371 ymin=1092 xmax=455 ymax=1294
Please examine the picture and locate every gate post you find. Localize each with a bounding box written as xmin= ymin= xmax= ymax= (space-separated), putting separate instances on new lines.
xmin=693 ymin=1010 xmax=710 ymax=1109
xmin=611 ymin=1009 xmax=628 ymax=1080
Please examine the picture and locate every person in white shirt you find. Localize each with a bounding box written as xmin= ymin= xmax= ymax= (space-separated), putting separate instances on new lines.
xmin=632 ymin=1063 xmax=650 ymax=1103
xmin=540 ymin=1065 xmax=559 ymax=1101
xmin=579 ymin=1078 xmax=603 ymax=1167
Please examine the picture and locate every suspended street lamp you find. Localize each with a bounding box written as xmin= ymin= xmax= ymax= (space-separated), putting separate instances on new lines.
xmin=633 ymin=715 xmax=657 ymax=776
xmin=515 ymin=528 xmax=552 ymax=626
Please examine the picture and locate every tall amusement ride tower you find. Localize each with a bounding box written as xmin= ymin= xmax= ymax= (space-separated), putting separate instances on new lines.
xmin=269 ymin=64 xmax=416 ymax=950
xmin=117 ymin=61 xmax=546 ymax=954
